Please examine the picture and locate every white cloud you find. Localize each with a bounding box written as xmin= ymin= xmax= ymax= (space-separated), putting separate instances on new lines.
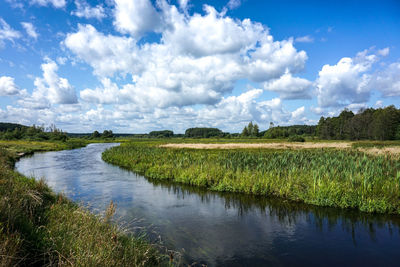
xmin=64 ymin=24 xmax=140 ymax=77
xmin=0 ymin=18 xmax=21 ymax=46
xmin=371 ymin=62 xmax=400 ymax=97
xmin=80 ymin=78 xmax=125 ymax=104
xmin=295 ymin=35 xmax=314 ymax=43
xmin=178 ymin=0 xmax=190 ymax=11
xmin=65 ymin=2 xmax=307 ymax=109
xmin=377 ymin=47 xmax=389 ymax=56
xmin=72 ymin=0 xmax=106 ymax=20
xmin=226 ymin=0 xmax=241 ymax=10
xmin=5 ymin=0 xmax=24 ymax=9
xmin=30 ymin=0 xmax=66 ymax=8
xmin=374 ymin=100 xmax=383 ymax=108
xmin=21 ymin=22 xmax=38 ymax=39
xmin=263 ymin=72 xmax=312 ymax=99
xmin=19 ymin=58 xmax=77 ymax=109
xmin=0 ymin=76 xmax=19 ymax=96
xmin=315 ymin=49 xmax=379 ymax=108
xmin=113 ymin=0 xmax=162 ymax=37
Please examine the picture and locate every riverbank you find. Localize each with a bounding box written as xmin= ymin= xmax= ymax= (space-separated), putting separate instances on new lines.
xmin=0 ymin=141 xmax=161 ymax=266
xmin=102 ymin=141 xmax=400 ymax=214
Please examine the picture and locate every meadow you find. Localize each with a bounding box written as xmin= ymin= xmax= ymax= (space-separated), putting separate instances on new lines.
xmin=102 ymin=139 xmax=400 ymax=214
xmin=0 ymin=141 xmax=163 ymax=266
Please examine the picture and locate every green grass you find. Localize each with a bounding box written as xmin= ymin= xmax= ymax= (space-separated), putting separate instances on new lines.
xmin=0 ymin=141 xmax=164 ymax=266
xmin=102 ymin=140 xmax=400 ymax=214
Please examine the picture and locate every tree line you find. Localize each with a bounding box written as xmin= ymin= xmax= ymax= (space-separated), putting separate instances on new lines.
xmin=0 ymin=123 xmax=68 ymax=141
xmin=317 ymin=105 xmax=400 ymax=140
xmin=2 ymin=105 xmax=399 ymax=141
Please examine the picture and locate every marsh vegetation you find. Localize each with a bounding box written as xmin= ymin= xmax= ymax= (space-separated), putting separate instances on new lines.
xmin=103 ymin=140 xmax=400 ymax=214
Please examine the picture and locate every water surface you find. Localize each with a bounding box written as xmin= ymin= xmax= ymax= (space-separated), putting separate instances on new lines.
xmin=16 ymin=143 xmax=400 ymax=266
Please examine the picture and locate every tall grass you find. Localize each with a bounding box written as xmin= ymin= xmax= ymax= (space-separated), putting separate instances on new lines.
xmin=103 ymin=141 xmax=400 ymax=214
xmin=0 ymin=142 xmax=163 ymax=266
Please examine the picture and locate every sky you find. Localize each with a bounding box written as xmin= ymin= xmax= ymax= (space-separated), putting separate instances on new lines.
xmin=0 ymin=0 xmax=399 ymax=133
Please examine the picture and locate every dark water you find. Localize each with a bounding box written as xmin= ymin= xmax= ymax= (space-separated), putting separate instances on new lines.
xmin=15 ymin=143 xmax=400 ymax=266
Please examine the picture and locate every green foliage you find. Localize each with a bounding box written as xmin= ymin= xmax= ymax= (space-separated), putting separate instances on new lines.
xmin=241 ymin=122 xmax=260 ymax=137
xmin=288 ymin=135 xmax=305 ymax=142
xmin=92 ymin=130 xmax=101 ymax=138
xmin=263 ymin=125 xmax=316 ymax=139
xmin=102 ymin=130 xmax=114 ymax=138
xmin=185 ymin=127 xmax=223 ymax=138
xmin=149 ymin=130 xmax=174 ymax=138
xmin=0 ymin=122 xmax=28 ymax=132
xmin=317 ymin=106 xmax=400 ymax=140
xmin=0 ymin=123 xmax=68 ymax=142
xmin=103 ymin=141 xmax=400 ymax=214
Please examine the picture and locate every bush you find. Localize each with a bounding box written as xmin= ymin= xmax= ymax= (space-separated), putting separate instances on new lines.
xmin=288 ymin=135 xmax=305 ymax=142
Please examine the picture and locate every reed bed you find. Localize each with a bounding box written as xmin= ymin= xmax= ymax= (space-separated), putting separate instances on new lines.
xmin=103 ymin=141 xmax=400 ymax=214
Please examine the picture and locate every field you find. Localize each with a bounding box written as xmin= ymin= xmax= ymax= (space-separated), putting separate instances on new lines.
xmin=0 ymin=141 xmax=162 ymax=266
xmin=103 ymin=139 xmax=400 ymax=214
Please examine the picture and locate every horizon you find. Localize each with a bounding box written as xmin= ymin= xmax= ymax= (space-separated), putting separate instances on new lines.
xmin=1 ymin=0 xmax=399 ymax=133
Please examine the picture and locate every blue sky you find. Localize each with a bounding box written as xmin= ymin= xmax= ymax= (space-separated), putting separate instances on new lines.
xmin=0 ymin=0 xmax=399 ymax=133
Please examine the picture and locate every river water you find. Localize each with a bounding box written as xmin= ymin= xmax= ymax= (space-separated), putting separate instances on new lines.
xmin=15 ymin=143 xmax=400 ymax=266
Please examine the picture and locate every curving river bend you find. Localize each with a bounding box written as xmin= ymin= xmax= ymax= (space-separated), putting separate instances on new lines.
xmin=16 ymin=143 xmax=400 ymax=266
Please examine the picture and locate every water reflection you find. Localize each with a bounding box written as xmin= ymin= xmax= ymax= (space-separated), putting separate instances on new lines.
xmin=16 ymin=143 xmax=400 ymax=266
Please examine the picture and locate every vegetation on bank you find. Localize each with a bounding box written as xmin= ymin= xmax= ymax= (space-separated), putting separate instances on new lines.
xmin=0 ymin=142 xmax=162 ymax=266
xmin=102 ymin=141 xmax=400 ymax=214
xmin=0 ymin=123 xmax=69 ymax=142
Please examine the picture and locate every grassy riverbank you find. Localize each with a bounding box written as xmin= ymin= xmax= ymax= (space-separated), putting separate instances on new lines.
xmin=0 ymin=141 xmax=161 ymax=266
xmin=102 ymin=140 xmax=400 ymax=214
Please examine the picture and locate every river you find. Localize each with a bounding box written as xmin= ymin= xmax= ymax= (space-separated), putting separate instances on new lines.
xmin=15 ymin=143 xmax=400 ymax=266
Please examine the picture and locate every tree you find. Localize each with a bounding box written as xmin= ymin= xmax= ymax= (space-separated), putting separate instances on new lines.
xmin=247 ymin=122 xmax=254 ymax=136
xmin=149 ymin=130 xmax=174 ymax=138
xmin=91 ymin=130 xmax=101 ymax=138
xmin=316 ymin=105 xmax=400 ymax=140
xmin=253 ymin=124 xmax=259 ymax=137
xmin=241 ymin=126 xmax=249 ymax=137
xmin=269 ymin=122 xmax=274 ymax=129
xmin=185 ymin=128 xmax=223 ymax=138
xmin=102 ymin=130 xmax=114 ymax=138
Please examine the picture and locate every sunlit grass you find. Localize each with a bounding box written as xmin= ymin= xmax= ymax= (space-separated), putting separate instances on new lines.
xmin=0 ymin=141 xmax=164 ymax=266
xmin=103 ymin=140 xmax=400 ymax=214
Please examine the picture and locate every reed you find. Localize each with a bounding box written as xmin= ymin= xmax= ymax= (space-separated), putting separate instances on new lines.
xmin=103 ymin=141 xmax=400 ymax=214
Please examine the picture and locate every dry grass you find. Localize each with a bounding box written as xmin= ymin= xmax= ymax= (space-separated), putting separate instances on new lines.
xmin=359 ymin=147 xmax=400 ymax=157
xmin=160 ymin=142 xmax=352 ymax=150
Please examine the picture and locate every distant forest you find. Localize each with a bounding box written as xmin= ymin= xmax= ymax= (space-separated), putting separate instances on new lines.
xmin=1 ymin=105 xmax=399 ymax=141
xmin=0 ymin=124 xmax=68 ymax=141
xmin=317 ymin=105 xmax=400 ymax=140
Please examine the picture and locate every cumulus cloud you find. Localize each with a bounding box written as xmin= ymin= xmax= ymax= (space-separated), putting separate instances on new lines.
xmin=0 ymin=18 xmax=21 ymax=46
xmin=370 ymin=62 xmax=400 ymax=97
xmin=65 ymin=2 xmax=307 ymax=109
xmin=19 ymin=58 xmax=77 ymax=109
xmin=0 ymin=76 xmax=19 ymax=96
xmin=295 ymin=35 xmax=314 ymax=43
xmin=113 ymin=0 xmax=162 ymax=37
xmin=80 ymin=78 xmax=125 ymax=104
xmin=30 ymin=0 xmax=66 ymax=8
xmin=315 ymin=49 xmax=379 ymax=108
xmin=178 ymin=0 xmax=190 ymax=11
xmin=263 ymin=72 xmax=312 ymax=99
xmin=21 ymin=22 xmax=38 ymax=39
xmin=72 ymin=0 xmax=106 ymax=20
xmin=64 ymin=24 xmax=140 ymax=77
